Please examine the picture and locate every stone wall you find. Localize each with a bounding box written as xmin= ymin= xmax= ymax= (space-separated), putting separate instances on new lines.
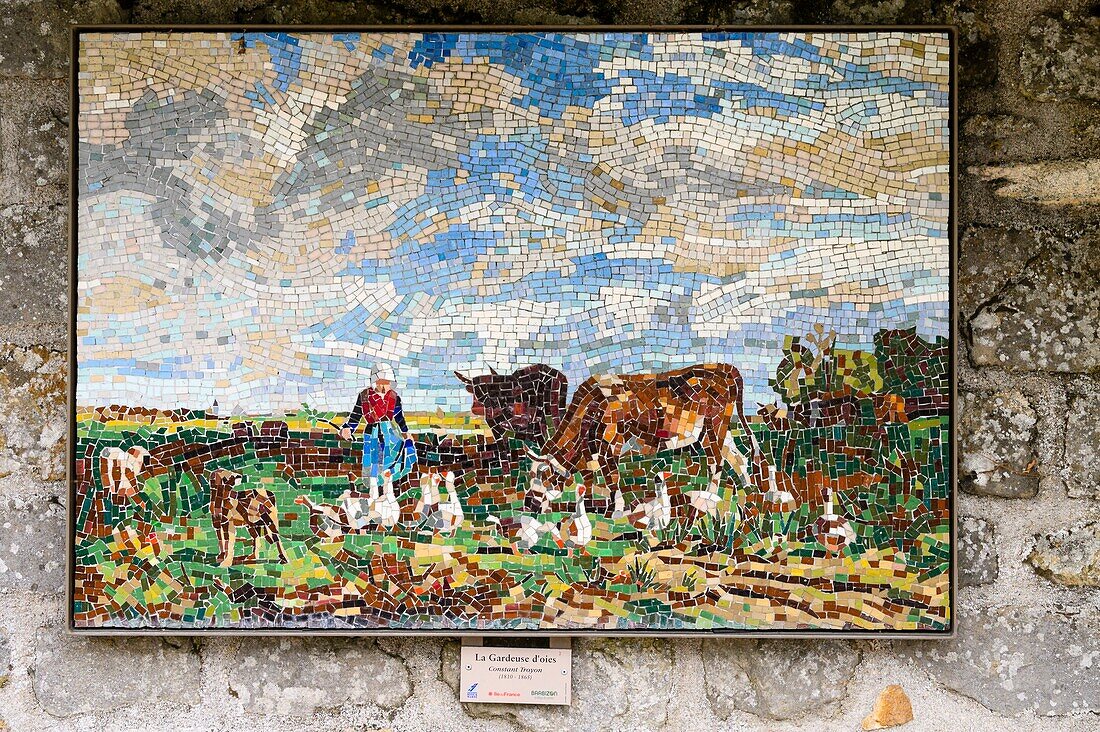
xmin=0 ymin=1 xmax=1097 ymax=729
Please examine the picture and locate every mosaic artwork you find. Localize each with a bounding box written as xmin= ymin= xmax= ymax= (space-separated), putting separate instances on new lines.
xmin=72 ymin=30 xmax=953 ymax=633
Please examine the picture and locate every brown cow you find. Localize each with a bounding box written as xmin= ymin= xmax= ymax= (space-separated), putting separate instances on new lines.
xmin=209 ymin=468 xmax=287 ymax=567
xmin=523 ymin=364 xmax=757 ymax=506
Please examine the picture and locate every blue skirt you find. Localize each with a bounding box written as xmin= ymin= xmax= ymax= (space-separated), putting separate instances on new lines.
xmin=362 ymin=420 xmax=417 ymax=481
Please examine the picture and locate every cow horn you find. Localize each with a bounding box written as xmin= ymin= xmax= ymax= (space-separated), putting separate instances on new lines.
xmin=488 ymin=364 xmax=498 ymax=376
xmin=454 ymin=370 xmax=472 ymax=385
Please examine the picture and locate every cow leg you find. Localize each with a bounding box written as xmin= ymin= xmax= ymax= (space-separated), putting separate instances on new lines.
xmin=596 ymin=450 xmax=620 ymax=516
xmin=99 ymin=457 xmax=111 ymax=493
xmin=219 ymin=523 xmax=236 ymax=567
xmin=701 ymin=420 xmax=726 ymax=495
xmin=120 ymin=465 xmax=137 ymax=498
xmin=102 ymin=457 xmax=120 ymax=495
xmin=212 ymin=518 xmax=227 ymax=565
xmin=245 ymin=522 xmax=263 ymax=561
xmin=272 ymin=529 xmax=288 ymax=563
xmin=263 ymin=506 xmax=287 ymax=563
xmin=713 ymin=412 xmax=755 ymax=489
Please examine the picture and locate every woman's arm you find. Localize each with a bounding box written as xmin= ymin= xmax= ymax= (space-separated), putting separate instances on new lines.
xmin=391 ymin=394 xmax=409 ymax=434
xmin=344 ymin=389 xmax=368 ymax=433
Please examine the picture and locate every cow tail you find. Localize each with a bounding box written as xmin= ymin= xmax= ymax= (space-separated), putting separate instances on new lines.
xmin=731 ymin=373 xmax=764 ymax=491
xmin=733 ymin=374 xmax=760 ymax=458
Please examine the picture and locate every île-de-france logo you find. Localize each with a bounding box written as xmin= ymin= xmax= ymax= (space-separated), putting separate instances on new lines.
xmin=466 ymin=682 xmax=479 ymax=700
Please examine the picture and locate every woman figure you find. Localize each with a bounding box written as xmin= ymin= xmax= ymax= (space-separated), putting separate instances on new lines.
xmin=340 ymin=366 xmax=411 ymax=490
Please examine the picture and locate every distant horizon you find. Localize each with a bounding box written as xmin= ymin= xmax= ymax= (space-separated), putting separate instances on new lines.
xmin=76 ymin=323 xmax=948 ymax=416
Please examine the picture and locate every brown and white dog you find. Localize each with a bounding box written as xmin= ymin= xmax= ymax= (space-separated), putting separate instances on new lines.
xmin=100 ymin=446 xmax=151 ymax=502
xmin=209 ymin=468 xmax=287 ymax=567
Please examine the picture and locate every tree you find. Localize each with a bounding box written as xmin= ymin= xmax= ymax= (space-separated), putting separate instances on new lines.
xmin=873 ymin=329 xmax=949 ymax=399
xmin=770 ymin=325 xmax=880 ymax=409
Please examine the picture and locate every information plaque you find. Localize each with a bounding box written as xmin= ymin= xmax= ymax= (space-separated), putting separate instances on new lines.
xmin=460 ymin=645 xmax=572 ymax=705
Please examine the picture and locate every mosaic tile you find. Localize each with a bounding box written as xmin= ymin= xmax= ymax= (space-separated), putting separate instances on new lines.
xmin=73 ymin=30 xmax=952 ymax=632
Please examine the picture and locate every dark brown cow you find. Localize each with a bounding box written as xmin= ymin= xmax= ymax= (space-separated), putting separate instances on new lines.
xmin=454 ymin=364 xmax=568 ymax=447
xmin=523 ymin=364 xmax=757 ymax=504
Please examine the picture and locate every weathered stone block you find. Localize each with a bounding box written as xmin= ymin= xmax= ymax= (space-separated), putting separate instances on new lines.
xmin=0 ymin=204 xmax=67 ymax=326
xmin=0 ymin=628 xmax=9 ymax=728
xmin=230 ymin=638 xmax=411 ymax=716
xmin=959 ymin=391 xmax=1038 ymax=498
xmin=967 ymin=235 xmax=1100 ymax=373
xmin=958 ymin=515 xmax=998 ymax=588
xmin=32 ymin=627 xmax=200 ymax=717
xmin=0 ymin=0 xmax=123 ymax=78
xmin=0 ymin=344 xmax=66 ymax=482
xmin=129 ymin=0 xmax=271 ymax=24
xmin=1028 ymin=521 xmax=1100 ymax=587
xmin=613 ymin=0 xmax=690 ymax=25
xmin=702 ymin=639 xmax=860 ymax=720
xmin=1066 ymin=382 xmax=1100 ymax=498
xmin=678 ymin=0 xmax=792 ymax=25
xmin=973 ymin=159 xmax=1100 ymax=207
xmin=0 ymin=627 xmax=10 ymax=677
xmin=958 ymin=226 xmax=1041 ymax=320
xmin=129 ymin=0 xmax=522 ymax=25
xmin=960 ymin=115 xmax=1036 ymax=166
xmin=1021 ymin=15 xmax=1100 ymax=103
xmin=0 ymin=79 xmax=68 ymax=196
xmin=901 ymin=606 xmax=1099 ymax=716
xmin=0 ymin=496 xmax=65 ymax=592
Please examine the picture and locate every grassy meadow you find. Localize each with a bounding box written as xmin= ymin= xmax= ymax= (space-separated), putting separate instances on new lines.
xmin=72 ymin=410 xmax=950 ymax=631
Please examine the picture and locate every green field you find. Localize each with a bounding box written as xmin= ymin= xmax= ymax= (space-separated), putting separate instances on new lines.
xmin=73 ymin=413 xmax=951 ymax=631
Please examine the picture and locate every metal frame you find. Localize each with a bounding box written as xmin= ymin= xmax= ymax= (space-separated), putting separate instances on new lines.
xmin=67 ymin=24 xmax=958 ymax=638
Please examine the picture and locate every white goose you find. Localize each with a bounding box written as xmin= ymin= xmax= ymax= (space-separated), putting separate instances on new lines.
xmin=341 ymin=473 xmax=378 ymax=532
xmin=415 ymin=471 xmax=442 ymax=521
xmin=685 ymin=483 xmax=721 ymax=517
xmin=813 ymin=489 xmax=855 ymax=556
xmin=761 ymin=486 xmax=799 ymax=540
xmin=293 ymin=495 xmax=347 ymax=539
xmin=559 ymin=482 xmax=593 ymax=556
xmin=431 ymin=470 xmax=464 ymax=535
xmin=611 ymin=487 xmax=626 ymax=519
xmin=526 ymin=468 xmax=562 ymax=513
xmin=629 ymin=473 xmax=671 ymax=532
xmin=485 ymin=501 xmax=563 ymax=554
xmin=513 ymin=515 xmax=563 ymax=553
xmin=375 ymin=470 xmax=400 ymax=529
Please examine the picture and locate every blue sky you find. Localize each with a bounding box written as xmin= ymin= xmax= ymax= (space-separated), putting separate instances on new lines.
xmin=77 ymin=31 xmax=951 ymax=414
